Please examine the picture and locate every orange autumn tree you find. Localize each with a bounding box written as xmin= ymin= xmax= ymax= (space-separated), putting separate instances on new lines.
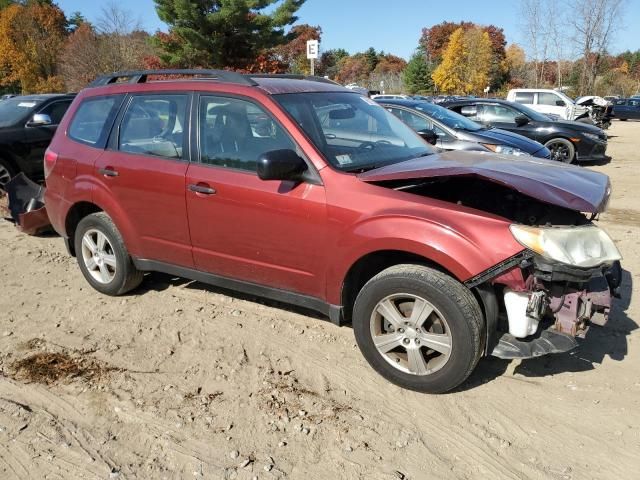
xmin=0 ymin=2 xmax=67 ymax=93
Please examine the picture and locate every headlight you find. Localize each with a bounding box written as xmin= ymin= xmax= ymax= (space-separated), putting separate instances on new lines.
xmin=510 ymin=224 xmax=621 ymax=268
xmin=482 ymin=144 xmax=530 ymax=156
xmin=582 ymin=132 xmax=602 ymax=142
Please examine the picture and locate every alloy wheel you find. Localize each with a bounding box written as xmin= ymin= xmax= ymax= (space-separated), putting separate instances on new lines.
xmin=369 ymin=293 xmax=452 ymax=376
xmin=547 ymin=141 xmax=573 ymax=162
xmin=80 ymin=229 xmax=117 ymax=284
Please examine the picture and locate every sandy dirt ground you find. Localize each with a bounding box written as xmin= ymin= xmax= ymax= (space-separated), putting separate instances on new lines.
xmin=1 ymin=121 xmax=639 ymax=480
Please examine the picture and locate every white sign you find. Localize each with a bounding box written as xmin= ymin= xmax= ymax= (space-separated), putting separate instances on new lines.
xmin=306 ymin=40 xmax=319 ymax=59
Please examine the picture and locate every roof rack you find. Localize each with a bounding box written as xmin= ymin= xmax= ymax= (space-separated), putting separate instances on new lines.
xmin=249 ymin=74 xmax=340 ymax=85
xmin=89 ymin=70 xmax=341 ymax=89
xmin=89 ymin=69 xmax=258 ymax=87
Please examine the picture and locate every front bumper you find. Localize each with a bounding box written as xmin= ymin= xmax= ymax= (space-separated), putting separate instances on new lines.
xmin=486 ymin=255 xmax=619 ymax=359
xmin=576 ymin=137 xmax=609 ymax=162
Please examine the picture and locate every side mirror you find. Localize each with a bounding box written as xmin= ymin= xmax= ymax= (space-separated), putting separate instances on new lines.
xmin=514 ymin=114 xmax=530 ymax=127
xmin=257 ymin=149 xmax=307 ymax=182
xmin=555 ymin=100 xmax=566 ymax=107
xmin=27 ymin=113 xmax=52 ymax=127
xmin=418 ymin=129 xmax=438 ymax=145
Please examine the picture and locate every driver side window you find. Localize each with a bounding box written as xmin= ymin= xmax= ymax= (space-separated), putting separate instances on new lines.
xmin=118 ymin=94 xmax=188 ymax=159
xmin=479 ymin=104 xmax=519 ymax=124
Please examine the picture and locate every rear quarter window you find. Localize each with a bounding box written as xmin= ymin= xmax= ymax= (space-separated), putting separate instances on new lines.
xmin=68 ymin=95 xmax=123 ymax=147
xmin=514 ymin=92 xmax=534 ymax=104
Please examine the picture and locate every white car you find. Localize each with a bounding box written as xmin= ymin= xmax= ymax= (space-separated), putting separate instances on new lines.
xmin=506 ymin=88 xmax=586 ymax=120
xmin=370 ymin=94 xmax=411 ymax=101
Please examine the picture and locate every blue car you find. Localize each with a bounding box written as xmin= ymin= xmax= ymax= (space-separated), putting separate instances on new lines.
xmin=376 ymin=99 xmax=551 ymax=159
xmin=612 ymin=98 xmax=640 ymax=121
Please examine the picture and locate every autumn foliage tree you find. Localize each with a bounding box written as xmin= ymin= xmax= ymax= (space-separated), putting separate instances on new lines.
xmin=421 ymin=21 xmax=507 ymax=90
xmin=0 ymin=2 xmax=67 ymax=93
xmin=272 ymin=24 xmax=321 ymax=74
xmin=431 ymin=28 xmax=466 ymax=93
xmin=432 ymin=27 xmax=493 ymax=95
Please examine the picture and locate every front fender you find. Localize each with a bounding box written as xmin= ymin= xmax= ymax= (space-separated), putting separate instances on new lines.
xmin=325 ymin=213 xmax=524 ymax=305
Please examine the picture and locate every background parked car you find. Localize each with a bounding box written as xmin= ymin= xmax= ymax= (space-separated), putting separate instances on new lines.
xmin=612 ymin=98 xmax=640 ymax=120
xmin=377 ymin=99 xmax=551 ymax=159
xmin=370 ymin=94 xmax=410 ymax=100
xmin=443 ymin=98 xmax=609 ymax=163
xmin=0 ymin=94 xmax=75 ymax=188
xmin=506 ymin=88 xmax=586 ymax=120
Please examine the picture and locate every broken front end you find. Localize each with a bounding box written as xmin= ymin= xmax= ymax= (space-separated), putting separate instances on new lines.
xmin=471 ymin=225 xmax=622 ymax=359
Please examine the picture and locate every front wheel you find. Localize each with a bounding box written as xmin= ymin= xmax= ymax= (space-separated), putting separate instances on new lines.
xmin=352 ymin=265 xmax=483 ymax=393
xmin=0 ymin=157 xmax=15 ymax=190
xmin=74 ymin=212 xmax=143 ymax=296
xmin=544 ymin=138 xmax=575 ymax=163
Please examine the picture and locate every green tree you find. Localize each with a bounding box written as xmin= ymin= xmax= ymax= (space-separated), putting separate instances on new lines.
xmin=153 ymin=0 xmax=306 ymax=69
xmin=403 ymin=52 xmax=433 ymax=94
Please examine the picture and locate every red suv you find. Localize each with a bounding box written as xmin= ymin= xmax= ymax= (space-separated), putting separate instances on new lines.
xmin=44 ymin=70 xmax=622 ymax=393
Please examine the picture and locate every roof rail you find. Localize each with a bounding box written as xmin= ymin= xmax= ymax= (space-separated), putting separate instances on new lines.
xmin=89 ymin=69 xmax=258 ymax=87
xmin=249 ymin=74 xmax=340 ymax=86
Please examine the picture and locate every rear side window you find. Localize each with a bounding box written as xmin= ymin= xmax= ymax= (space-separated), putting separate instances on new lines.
xmin=514 ymin=92 xmax=534 ymax=104
xmin=538 ymin=92 xmax=563 ymax=106
xmin=118 ymin=94 xmax=188 ymax=159
xmin=69 ymin=96 xmax=122 ymax=147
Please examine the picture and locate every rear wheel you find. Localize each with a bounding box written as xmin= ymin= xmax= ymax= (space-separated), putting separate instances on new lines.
xmin=0 ymin=157 xmax=15 ymax=190
xmin=352 ymin=265 xmax=483 ymax=393
xmin=544 ymin=138 xmax=575 ymax=163
xmin=74 ymin=212 xmax=143 ymax=296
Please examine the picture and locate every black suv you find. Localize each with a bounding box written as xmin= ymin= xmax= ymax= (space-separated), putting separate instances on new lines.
xmin=0 ymin=94 xmax=75 ymax=188
xmin=443 ymin=98 xmax=609 ymax=163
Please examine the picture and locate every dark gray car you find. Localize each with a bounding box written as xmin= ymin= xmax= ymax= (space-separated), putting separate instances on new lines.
xmin=378 ymin=99 xmax=551 ymax=159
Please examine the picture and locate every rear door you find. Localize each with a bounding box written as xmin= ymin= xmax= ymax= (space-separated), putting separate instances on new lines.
xmin=628 ymin=99 xmax=640 ymax=119
xmin=185 ymin=93 xmax=328 ymax=298
xmin=94 ymin=92 xmax=193 ymax=267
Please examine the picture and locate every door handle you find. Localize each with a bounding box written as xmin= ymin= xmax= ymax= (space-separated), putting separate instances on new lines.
xmin=188 ymin=183 xmax=216 ymax=195
xmin=98 ymin=167 xmax=119 ymax=177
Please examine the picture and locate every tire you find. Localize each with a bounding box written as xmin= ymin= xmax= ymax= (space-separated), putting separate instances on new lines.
xmin=74 ymin=212 xmax=143 ymax=296
xmin=0 ymin=157 xmax=16 ymax=190
xmin=352 ymin=264 xmax=483 ymax=394
xmin=544 ymin=137 xmax=575 ymax=163
xmin=619 ymin=118 xmax=628 ymax=121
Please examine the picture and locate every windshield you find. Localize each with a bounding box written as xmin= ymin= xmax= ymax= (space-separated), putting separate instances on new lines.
xmin=414 ymin=102 xmax=482 ymax=131
xmin=275 ymin=92 xmax=434 ymax=172
xmin=0 ymin=97 xmax=42 ymax=128
xmin=511 ymin=102 xmax=553 ymax=122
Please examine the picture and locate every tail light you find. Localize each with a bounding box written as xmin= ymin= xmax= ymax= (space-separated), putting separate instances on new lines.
xmin=44 ymin=148 xmax=58 ymax=179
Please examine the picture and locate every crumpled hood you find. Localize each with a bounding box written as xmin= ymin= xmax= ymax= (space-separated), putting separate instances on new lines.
xmin=358 ymin=150 xmax=611 ymax=213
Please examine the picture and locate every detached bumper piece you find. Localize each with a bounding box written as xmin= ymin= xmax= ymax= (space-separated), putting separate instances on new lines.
xmin=491 ymin=329 xmax=578 ymax=360
xmin=1 ymin=173 xmax=51 ymax=235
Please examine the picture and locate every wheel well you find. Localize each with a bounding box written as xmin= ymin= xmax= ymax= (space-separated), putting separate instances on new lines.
xmin=0 ymin=150 xmax=18 ymax=174
xmin=340 ymin=250 xmax=455 ymax=323
xmin=65 ymin=202 xmax=102 ymax=256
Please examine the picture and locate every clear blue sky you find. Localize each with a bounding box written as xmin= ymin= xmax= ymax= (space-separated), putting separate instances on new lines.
xmin=56 ymin=0 xmax=640 ymax=59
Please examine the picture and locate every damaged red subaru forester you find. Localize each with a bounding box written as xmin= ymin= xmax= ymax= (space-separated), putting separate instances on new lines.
xmin=44 ymin=70 xmax=622 ymax=393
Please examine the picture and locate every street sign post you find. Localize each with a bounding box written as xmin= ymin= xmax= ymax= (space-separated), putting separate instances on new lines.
xmin=306 ymin=39 xmax=319 ymax=76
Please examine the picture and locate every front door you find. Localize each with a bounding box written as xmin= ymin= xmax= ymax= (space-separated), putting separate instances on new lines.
xmin=185 ymin=94 xmax=327 ymax=299
xmin=94 ymin=92 xmax=193 ymax=267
